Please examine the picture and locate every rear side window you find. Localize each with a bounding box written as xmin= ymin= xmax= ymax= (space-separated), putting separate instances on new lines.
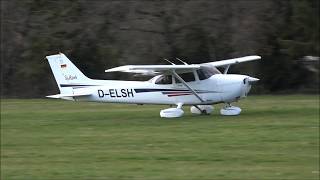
xmin=155 ymin=75 xmax=172 ymax=84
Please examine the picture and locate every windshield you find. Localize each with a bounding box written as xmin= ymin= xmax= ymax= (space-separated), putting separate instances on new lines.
xmin=151 ymin=66 xmax=221 ymax=84
xmin=197 ymin=66 xmax=221 ymax=80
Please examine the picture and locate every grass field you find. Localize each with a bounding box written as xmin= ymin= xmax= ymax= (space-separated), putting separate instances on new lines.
xmin=1 ymin=95 xmax=319 ymax=180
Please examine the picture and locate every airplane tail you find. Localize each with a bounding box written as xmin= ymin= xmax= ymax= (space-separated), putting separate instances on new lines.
xmin=46 ymin=53 xmax=92 ymax=96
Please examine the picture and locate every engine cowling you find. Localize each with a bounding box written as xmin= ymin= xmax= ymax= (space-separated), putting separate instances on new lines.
xmin=241 ymin=77 xmax=260 ymax=97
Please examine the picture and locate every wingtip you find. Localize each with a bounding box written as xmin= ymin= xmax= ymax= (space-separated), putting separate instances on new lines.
xmin=105 ymin=68 xmax=119 ymax=73
xmin=254 ymin=55 xmax=262 ymax=59
xmin=246 ymin=55 xmax=262 ymax=60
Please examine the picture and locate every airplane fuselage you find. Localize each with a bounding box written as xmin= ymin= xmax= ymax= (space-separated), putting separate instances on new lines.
xmin=72 ymin=74 xmax=251 ymax=105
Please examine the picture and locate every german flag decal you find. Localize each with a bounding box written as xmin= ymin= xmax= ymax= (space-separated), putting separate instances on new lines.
xmin=61 ymin=64 xmax=67 ymax=68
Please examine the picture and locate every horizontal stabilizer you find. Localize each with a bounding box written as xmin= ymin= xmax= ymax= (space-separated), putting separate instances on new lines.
xmin=46 ymin=90 xmax=93 ymax=99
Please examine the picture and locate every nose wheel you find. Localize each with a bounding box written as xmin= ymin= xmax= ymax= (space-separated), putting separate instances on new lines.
xmin=220 ymin=103 xmax=241 ymax=116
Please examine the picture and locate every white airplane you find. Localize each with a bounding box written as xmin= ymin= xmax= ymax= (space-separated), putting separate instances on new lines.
xmin=46 ymin=53 xmax=261 ymax=118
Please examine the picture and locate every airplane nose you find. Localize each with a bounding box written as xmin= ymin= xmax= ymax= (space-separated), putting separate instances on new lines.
xmin=247 ymin=77 xmax=259 ymax=85
xmin=241 ymin=76 xmax=259 ymax=97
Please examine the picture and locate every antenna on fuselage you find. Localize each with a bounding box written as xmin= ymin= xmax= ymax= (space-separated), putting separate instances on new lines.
xmin=176 ymin=58 xmax=188 ymax=65
xmin=164 ymin=58 xmax=175 ymax=65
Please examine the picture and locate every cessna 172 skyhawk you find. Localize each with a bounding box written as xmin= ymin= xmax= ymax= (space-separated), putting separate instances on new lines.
xmin=46 ymin=53 xmax=260 ymax=118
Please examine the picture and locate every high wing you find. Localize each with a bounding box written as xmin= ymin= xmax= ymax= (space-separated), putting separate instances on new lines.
xmin=105 ymin=64 xmax=201 ymax=75
xmin=201 ymin=55 xmax=261 ymax=67
xmin=104 ymin=55 xmax=261 ymax=75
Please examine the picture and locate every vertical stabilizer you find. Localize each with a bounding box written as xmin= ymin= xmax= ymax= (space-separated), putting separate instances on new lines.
xmin=46 ymin=53 xmax=92 ymax=94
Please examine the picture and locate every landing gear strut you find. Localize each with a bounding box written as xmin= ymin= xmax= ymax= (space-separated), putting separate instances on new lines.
xmin=190 ymin=105 xmax=214 ymax=115
xmin=195 ymin=105 xmax=208 ymax=114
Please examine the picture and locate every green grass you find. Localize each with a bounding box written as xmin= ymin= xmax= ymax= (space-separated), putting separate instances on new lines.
xmin=1 ymin=95 xmax=319 ymax=180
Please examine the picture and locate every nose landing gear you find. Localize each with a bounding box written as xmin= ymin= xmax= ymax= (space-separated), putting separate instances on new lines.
xmin=220 ymin=103 xmax=241 ymax=116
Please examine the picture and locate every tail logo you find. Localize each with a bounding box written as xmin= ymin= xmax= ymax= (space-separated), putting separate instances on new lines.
xmin=64 ymin=75 xmax=77 ymax=81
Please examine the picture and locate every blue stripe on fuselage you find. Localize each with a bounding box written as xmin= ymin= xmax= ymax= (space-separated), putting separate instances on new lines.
xmin=134 ymin=88 xmax=217 ymax=94
xmin=134 ymin=89 xmax=190 ymax=93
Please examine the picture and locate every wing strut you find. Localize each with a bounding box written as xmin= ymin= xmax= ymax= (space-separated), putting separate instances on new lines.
xmin=171 ymin=70 xmax=205 ymax=103
xmin=223 ymin=65 xmax=230 ymax=74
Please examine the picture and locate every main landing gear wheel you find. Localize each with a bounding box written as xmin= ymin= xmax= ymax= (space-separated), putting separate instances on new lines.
xmin=160 ymin=103 xmax=184 ymax=118
xmin=220 ymin=103 xmax=241 ymax=116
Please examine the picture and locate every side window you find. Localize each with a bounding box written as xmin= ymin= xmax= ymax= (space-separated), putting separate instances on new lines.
xmin=155 ymin=75 xmax=172 ymax=84
xmin=177 ymin=72 xmax=195 ymax=82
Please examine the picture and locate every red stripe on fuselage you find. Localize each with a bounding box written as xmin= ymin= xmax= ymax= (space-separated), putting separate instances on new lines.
xmin=167 ymin=93 xmax=193 ymax=97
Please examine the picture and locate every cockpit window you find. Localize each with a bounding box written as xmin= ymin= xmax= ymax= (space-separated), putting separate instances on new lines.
xmin=154 ymin=66 xmax=220 ymax=84
xmin=155 ymin=75 xmax=172 ymax=84
xmin=197 ymin=66 xmax=221 ymax=80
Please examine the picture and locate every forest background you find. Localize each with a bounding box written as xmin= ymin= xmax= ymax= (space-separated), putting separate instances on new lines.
xmin=1 ymin=0 xmax=319 ymax=98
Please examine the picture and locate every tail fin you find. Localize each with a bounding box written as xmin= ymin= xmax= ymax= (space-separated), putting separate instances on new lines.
xmin=46 ymin=53 xmax=92 ymax=94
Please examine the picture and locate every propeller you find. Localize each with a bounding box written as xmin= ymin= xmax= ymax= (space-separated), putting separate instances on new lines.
xmin=247 ymin=77 xmax=260 ymax=85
